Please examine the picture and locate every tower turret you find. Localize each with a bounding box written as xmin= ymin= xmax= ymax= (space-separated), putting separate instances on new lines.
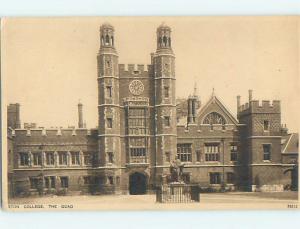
xmin=97 ymin=23 xmax=121 ymax=190
xmin=153 ymin=23 xmax=177 ymax=183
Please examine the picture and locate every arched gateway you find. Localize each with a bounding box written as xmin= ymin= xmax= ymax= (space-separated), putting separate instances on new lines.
xmin=129 ymin=172 xmax=147 ymax=195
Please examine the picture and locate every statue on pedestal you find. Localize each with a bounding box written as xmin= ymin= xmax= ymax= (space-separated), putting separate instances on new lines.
xmin=169 ymin=158 xmax=184 ymax=183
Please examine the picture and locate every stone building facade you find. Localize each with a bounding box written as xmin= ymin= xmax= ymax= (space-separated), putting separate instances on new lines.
xmin=7 ymin=23 xmax=298 ymax=197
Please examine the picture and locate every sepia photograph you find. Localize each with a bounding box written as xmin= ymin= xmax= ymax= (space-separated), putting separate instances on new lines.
xmin=1 ymin=16 xmax=299 ymax=211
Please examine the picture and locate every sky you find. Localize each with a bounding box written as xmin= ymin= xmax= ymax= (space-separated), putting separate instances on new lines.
xmin=2 ymin=16 xmax=299 ymax=131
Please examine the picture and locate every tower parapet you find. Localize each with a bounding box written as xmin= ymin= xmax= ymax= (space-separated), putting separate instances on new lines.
xmin=238 ymin=100 xmax=281 ymax=117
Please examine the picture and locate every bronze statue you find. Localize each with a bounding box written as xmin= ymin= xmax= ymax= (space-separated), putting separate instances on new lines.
xmin=169 ymin=158 xmax=184 ymax=183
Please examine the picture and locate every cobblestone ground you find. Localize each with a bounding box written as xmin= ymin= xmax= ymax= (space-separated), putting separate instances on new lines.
xmin=7 ymin=192 xmax=298 ymax=211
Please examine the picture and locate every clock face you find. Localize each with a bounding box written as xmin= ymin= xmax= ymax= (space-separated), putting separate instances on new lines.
xmin=129 ymin=80 xmax=144 ymax=96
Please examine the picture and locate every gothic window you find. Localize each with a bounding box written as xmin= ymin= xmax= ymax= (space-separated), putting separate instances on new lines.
xmin=158 ymin=37 xmax=162 ymax=47
xmin=177 ymin=144 xmax=192 ymax=162
xmin=105 ymin=35 xmax=110 ymax=45
xmin=168 ymin=37 xmax=171 ymax=47
xmin=203 ymin=112 xmax=226 ymax=125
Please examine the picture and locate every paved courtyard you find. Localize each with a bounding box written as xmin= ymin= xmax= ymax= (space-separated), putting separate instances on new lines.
xmin=7 ymin=191 xmax=298 ymax=211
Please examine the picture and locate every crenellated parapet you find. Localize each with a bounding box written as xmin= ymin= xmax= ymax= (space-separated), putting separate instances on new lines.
xmin=238 ymin=100 xmax=280 ymax=117
xmin=12 ymin=128 xmax=98 ymax=139
xmin=119 ymin=64 xmax=152 ymax=78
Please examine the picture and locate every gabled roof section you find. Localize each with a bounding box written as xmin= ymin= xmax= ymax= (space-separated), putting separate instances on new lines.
xmin=197 ymin=94 xmax=239 ymax=125
xmin=282 ymin=133 xmax=299 ymax=154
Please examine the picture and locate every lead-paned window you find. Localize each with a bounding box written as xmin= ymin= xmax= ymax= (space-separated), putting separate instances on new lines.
xmin=177 ymin=144 xmax=192 ymax=162
xmin=205 ymin=143 xmax=220 ymax=161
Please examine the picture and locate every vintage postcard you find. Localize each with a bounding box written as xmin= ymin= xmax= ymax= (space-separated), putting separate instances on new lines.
xmin=1 ymin=16 xmax=299 ymax=211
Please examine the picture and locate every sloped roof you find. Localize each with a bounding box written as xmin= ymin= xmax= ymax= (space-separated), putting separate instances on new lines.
xmin=282 ymin=133 xmax=299 ymax=154
xmin=197 ymin=94 xmax=239 ymax=125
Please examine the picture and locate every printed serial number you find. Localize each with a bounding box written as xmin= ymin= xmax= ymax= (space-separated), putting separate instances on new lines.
xmin=287 ymin=204 xmax=298 ymax=209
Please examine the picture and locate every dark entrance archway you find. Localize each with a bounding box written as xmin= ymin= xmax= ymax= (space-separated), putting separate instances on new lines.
xmin=129 ymin=172 xmax=147 ymax=195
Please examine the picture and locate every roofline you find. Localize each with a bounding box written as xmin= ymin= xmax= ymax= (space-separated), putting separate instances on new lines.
xmin=282 ymin=133 xmax=293 ymax=153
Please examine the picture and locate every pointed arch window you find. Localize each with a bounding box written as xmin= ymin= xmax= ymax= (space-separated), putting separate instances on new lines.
xmin=203 ymin=112 xmax=226 ymax=125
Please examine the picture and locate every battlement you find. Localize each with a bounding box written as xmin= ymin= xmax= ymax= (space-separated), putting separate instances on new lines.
xmin=12 ymin=128 xmax=98 ymax=138
xmin=119 ymin=64 xmax=152 ymax=78
xmin=238 ymin=100 xmax=281 ymax=116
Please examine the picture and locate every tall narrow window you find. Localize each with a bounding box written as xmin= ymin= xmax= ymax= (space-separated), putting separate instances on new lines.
xmin=196 ymin=150 xmax=201 ymax=162
xmin=263 ymin=120 xmax=270 ymax=131
xmin=164 ymin=116 xmax=170 ymax=127
xmin=58 ymin=152 xmax=68 ymax=165
xmin=108 ymin=176 xmax=114 ymax=185
xmin=71 ymin=152 xmax=80 ymax=165
xmin=105 ymin=35 xmax=110 ymax=45
xmin=108 ymin=152 xmax=114 ymax=163
xmin=164 ymin=86 xmax=169 ymax=98
xmin=263 ymin=144 xmax=271 ymax=161
xmin=107 ymin=118 xmax=113 ymax=128
xmin=230 ymin=144 xmax=238 ymax=162
xmin=106 ymin=86 xmax=112 ymax=98
xmin=45 ymin=152 xmax=55 ymax=165
xmin=32 ymin=152 xmax=42 ymax=166
xmin=165 ymin=152 xmax=170 ymax=162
